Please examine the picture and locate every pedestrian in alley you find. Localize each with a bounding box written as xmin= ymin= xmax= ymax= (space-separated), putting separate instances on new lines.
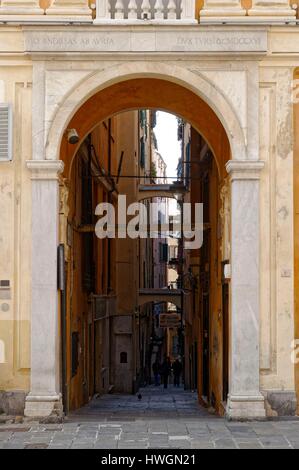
xmin=161 ymin=356 xmax=171 ymax=389
xmin=152 ymin=358 xmax=161 ymax=386
xmin=172 ymin=358 xmax=183 ymax=387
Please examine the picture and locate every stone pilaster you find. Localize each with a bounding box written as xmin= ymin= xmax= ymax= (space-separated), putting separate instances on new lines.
xmin=0 ymin=0 xmax=43 ymax=15
xmin=181 ymin=0 xmax=197 ymax=23
xmin=249 ymin=0 xmax=296 ymax=20
xmin=225 ymin=160 xmax=266 ymax=420
xmin=200 ymin=0 xmax=246 ymax=21
xmin=95 ymin=0 xmax=109 ymax=21
xmin=24 ymin=160 xmax=64 ymax=419
xmin=46 ymin=0 xmax=91 ymax=17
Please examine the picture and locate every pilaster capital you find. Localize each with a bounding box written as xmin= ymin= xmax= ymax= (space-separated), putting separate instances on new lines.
xmin=26 ymin=160 xmax=64 ymax=180
xmin=226 ymin=160 xmax=265 ymax=181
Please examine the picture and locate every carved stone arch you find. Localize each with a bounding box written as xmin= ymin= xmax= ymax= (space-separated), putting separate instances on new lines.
xmin=45 ymin=61 xmax=247 ymax=165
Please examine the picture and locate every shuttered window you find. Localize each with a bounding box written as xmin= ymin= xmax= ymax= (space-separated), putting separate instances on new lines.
xmin=0 ymin=104 xmax=12 ymax=161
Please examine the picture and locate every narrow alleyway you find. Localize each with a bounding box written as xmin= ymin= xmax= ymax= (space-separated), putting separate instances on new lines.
xmin=67 ymin=386 xmax=211 ymax=420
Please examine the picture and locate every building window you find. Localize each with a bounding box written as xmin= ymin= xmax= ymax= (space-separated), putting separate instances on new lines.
xmin=120 ymin=352 xmax=127 ymax=364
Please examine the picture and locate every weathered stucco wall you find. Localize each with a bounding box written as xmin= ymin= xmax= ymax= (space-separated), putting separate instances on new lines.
xmin=0 ymin=63 xmax=32 ymax=398
xmin=259 ymin=64 xmax=297 ymax=416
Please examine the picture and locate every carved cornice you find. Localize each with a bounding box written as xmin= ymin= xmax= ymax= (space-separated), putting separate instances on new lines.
xmin=226 ymin=160 xmax=265 ymax=180
xmin=26 ymin=159 xmax=64 ymax=180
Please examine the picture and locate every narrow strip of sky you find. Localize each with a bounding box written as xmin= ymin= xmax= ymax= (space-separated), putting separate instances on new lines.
xmin=154 ymin=111 xmax=181 ymax=216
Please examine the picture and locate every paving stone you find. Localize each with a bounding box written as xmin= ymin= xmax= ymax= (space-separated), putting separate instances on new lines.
xmin=120 ymin=432 xmax=148 ymax=440
xmin=260 ymin=436 xmax=290 ymax=448
xmin=0 ymin=432 xmax=12 ymax=441
xmin=25 ymin=443 xmax=49 ymax=449
xmin=214 ymin=438 xmax=237 ymax=449
xmin=2 ymin=442 xmax=26 ymax=449
xmin=191 ymin=441 xmax=214 ymax=449
xmin=289 ymin=442 xmax=299 ymax=449
xmin=51 ymin=441 xmax=73 ymax=447
xmin=29 ymin=432 xmax=54 ymax=439
xmin=0 ymin=426 xmax=31 ymax=432
xmin=48 ymin=444 xmax=72 ymax=449
xmin=149 ymin=436 xmax=169 ymax=442
xmin=229 ymin=431 xmax=257 ymax=439
xmin=169 ymin=440 xmax=191 ymax=449
xmin=118 ymin=442 xmax=148 ymax=449
xmin=44 ymin=425 xmax=63 ymax=431
xmin=71 ymin=443 xmax=94 ymax=449
xmin=94 ymin=441 xmax=118 ymax=449
xmin=237 ymin=442 xmax=263 ymax=449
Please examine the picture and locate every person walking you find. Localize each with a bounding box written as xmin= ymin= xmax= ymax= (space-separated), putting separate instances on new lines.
xmin=152 ymin=358 xmax=161 ymax=386
xmin=161 ymin=356 xmax=171 ymax=389
xmin=172 ymin=358 xmax=183 ymax=387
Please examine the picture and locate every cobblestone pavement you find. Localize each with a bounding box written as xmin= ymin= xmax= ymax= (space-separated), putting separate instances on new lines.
xmin=0 ymin=386 xmax=299 ymax=449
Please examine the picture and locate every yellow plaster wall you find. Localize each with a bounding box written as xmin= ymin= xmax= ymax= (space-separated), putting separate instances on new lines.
xmin=0 ymin=65 xmax=32 ymax=393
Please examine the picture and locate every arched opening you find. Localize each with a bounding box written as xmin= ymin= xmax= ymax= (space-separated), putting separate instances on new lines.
xmin=57 ymin=76 xmax=232 ymax=415
xmin=59 ymin=78 xmax=231 ymax=179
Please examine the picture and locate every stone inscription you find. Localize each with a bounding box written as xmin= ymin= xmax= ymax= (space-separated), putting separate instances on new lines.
xmin=25 ymin=32 xmax=127 ymax=52
xmin=24 ymin=29 xmax=268 ymax=54
xmin=28 ymin=35 xmax=115 ymax=49
xmin=176 ymin=35 xmax=263 ymax=49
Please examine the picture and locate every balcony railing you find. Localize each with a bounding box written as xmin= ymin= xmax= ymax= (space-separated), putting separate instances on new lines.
xmin=0 ymin=0 xmax=296 ymax=24
xmin=95 ymin=0 xmax=196 ymax=23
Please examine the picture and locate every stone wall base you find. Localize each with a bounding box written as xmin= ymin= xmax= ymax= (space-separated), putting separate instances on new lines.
xmin=262 ymin=390 xmax=297 ymax=417
xmin=24 ymin=394 xmax=63 ymax=420
xmin=0 ymin=390 xmax=27 ymax=416
xmin=226 ymin=394 xmax=266 ymax=420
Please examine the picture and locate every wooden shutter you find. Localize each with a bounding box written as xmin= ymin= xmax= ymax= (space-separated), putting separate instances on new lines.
xmin=0 ymin=104 xmax=12 ymax=162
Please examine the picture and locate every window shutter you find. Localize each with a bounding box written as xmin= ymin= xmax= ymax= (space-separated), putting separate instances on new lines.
xmin=140 ymin=137 xmax=145 ymax=168
xmin=163 ymin=243 xmax=168 ymax=263
xmin=159 ymin=242 xmax=168 ymax=263
xmin=0 ymin=104 xmax=12 ymax=162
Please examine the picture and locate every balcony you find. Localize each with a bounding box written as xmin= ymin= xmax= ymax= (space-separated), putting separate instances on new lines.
xmin=138 ymin=182 xmax=187 ymax=201
xmin=95 ymin=0 xmax=197 ymax=24
xmin=139 ymin=288 xmax=183 ymax=309
xmin=0 ymin=0 xmax=296 ymax=25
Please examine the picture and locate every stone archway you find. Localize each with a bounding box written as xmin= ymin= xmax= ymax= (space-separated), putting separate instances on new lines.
xmin=59 ymin=78 xmax=231 ymax=180
xmin=25 ymin=61 xmax=265 ymax=419
xmin=45 ymin=61 xmax=247 ymax=163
